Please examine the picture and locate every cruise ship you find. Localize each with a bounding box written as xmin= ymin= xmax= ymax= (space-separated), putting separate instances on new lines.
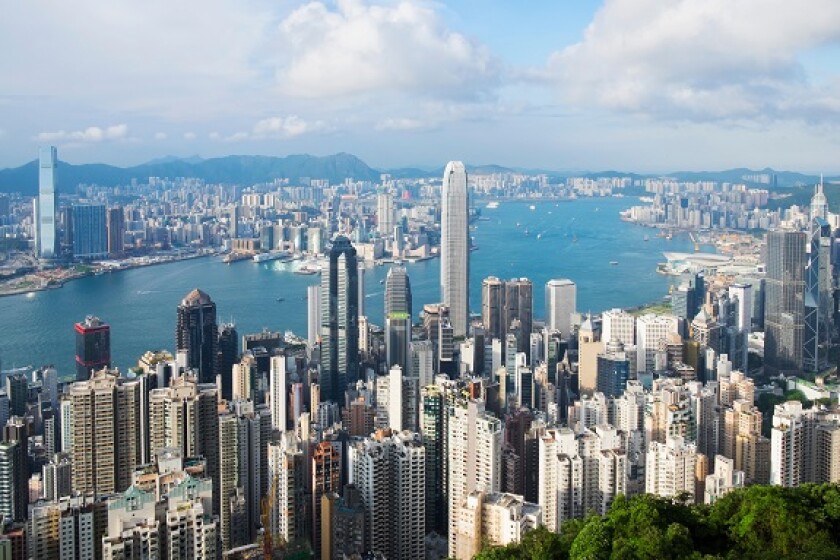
xmin=253 ymin=250 xmax=290 ymax=263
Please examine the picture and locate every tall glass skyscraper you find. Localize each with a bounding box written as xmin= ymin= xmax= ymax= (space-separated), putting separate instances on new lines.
xmin=441 ymin=161 xmax=469 ymax=337
xmin=385 ymin=266 xmax=412 ymax=372
xmin=320 ymin=236 xmax=359 ymax=404
xmin=765 ymin=230 xmax=805 ymax=376
xmin=35 ymin=146 xmax=58 ymax=259
xmin=71 ymin=204 xmax=108 ymax=259
xmin=176 ymin=288 xmax=219 ymax=384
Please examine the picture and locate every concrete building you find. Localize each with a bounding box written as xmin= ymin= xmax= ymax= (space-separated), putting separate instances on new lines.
xmin=441 ymin=161 xmax=470 ymax=337
xmin=452 ymin=491 xmax=541 ymax=560
xmin=646 ymin=436 xmax=700 ymax=502
xmin=545 ymin=279 xmax=576 ymax=340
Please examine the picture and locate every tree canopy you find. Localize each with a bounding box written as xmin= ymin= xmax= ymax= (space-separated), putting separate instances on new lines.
xmin=475 ymin=483 xmax=840 ymax=560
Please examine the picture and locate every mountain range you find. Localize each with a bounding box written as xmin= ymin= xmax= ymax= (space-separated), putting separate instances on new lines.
xmin=0 ymin=152 xmax=833 ymax=195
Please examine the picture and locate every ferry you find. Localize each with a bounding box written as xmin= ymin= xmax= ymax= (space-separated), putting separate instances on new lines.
xmin=486 ymin=201 xmax=500 ymax=209
xmin=610 ymin=261 xmax=619 ymax=266
xmin=529 ymin=204 xmax=536 ymax=210
xmin=253 ymin=250 xmax=290 ymax=263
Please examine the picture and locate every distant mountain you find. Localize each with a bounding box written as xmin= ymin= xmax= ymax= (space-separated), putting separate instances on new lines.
xmin=666 ymin=168 xmax=822 ymax=188
xmin=142 ymin=154 xmax=204 ymax=166
xmin=0 ymin=152 xmax=380 ymax=195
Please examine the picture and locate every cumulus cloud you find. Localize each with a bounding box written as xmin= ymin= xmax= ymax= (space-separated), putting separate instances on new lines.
xmin=252 ymin=115 xmax=325 ymax=138
xmin=183 ymin=132 xmax=197 ymax=140
xmin=36 ymin=124 xmax=128 ymax=143
xmin=153 ymin=132 xmax=168 ymax=140
xmin=276 ymin=0 xmax=499 ymax=99
xmin=547 ymin=0 xmax=840 ymax=122
xmin=375 ymin=117 xmax=431 ymax=131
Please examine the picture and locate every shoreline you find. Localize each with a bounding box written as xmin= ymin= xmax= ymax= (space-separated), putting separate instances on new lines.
xmin=0 ymin=250 xmax=217 ymax=299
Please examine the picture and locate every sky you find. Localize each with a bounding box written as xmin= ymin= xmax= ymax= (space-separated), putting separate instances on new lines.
xmin=2 ymin=0 xmax=840 ymax=173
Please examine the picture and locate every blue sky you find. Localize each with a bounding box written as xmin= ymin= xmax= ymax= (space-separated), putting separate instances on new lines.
xmin=1 ymin=0 xmax=839 ymax=173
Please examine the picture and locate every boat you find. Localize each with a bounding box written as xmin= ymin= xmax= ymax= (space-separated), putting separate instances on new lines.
xmin=644 ymin=235 xmax=650 ymax=242
xmin=610 ymin=261 xmax=619 ymax=266
xmin=253 ymin=250 xmax=290 ymax=263
xmin=379 ymin=279 xmax=385 ymax=284
xmin=529 ymin=204 xmax=536 ymax=211
xmin=276 ymin=298 xmax=285 ymax=303
xmin=486 ymin=201 xmax=500 ymax=209
xmin=536 ymin=233 xmax=542 ymax=240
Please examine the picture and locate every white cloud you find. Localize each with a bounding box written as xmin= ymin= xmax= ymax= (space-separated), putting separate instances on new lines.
xmin=252 ymin=115 xmax=325 ymax=138
xmin=36 ymin=124 xmax=128 ymax=143
xmin=547 ymin=0 xmax=840 ymax=122
xmin=153 ymin=132 xmax=168 ymax=140
xmin=375 ymin=117 xmax=430 ymax=131
xmin=183 ymin=132 xmax=197 ymax=140
xmin=276 ymin=0 xmax=499 ymax=99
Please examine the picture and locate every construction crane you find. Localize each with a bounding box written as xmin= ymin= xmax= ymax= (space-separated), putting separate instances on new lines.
xmin=261 ymin=474 xmax=280 ymax=559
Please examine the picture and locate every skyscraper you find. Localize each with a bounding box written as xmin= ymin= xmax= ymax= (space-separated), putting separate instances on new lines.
xmin=216 ymin=322 xmax=239 ymax=401
xmin=481 ymin=276 xmax=505 ymax=341
xmin=377 ymin=190 xmax=394 ymax=237
xmin=765 ymin=230 xmax=806 ymax=376
xmin=441 ymin=161 xmax=469 ymax=337
xmin=545 ymin=279 xmax=576 ymax=339
xmin=75 ymin=315 xmax=111 ymax=381
xmin=176 ymin=289 xmax=219 ymax=384
xmin=35 ymin=146 xmax=58 ymax=260
xmin=71 ymin=204 xmax=108 ymax=259
xmin=307 ymin=284 xmax=322 ymax=348
xmin=385 ymin=267 xmax=412 ymax=372
xmin=106 ymin=206 xmax=125 ymax=257
xmin=320 ymin=236 xmax=359 ymax=404
xmin=805 ymin=181 xmax=831 ymax=372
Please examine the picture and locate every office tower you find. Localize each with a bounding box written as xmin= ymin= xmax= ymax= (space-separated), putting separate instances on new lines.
xmin=71 ymin=204 xmax=108 ymax=259
xmin=269 ymin=356 xmax=288 ymax=432
xmin=764 ymin=230 xmax=806 ymax=375
xmin=577 ymin=317 xmax=601 ymax=395
xmin=447 ymin=400 xmax=502 ymax=554
xmin=311 ymin=441 xmax=340 ymax=556
xmin=596 ymin=339 xmax=630 ymax=397
xmin=5 ymin=374 xmax=27 ymax=418
xmin=105 ymin=206 xmax=125 ymax=257
xmin=350 ymin=430 xmax=426 ymax=559
xmin=267 ymin=434 xmax=306 ymax=547
xmin=69 ymin=368 xmax=142 ymax=496
xmin=441 ymin=161 xmax=469 ymax=337
xmin=481 ymin=276 xmax=505 ymax=340
xmin=636 ymin=314 xmax=679 ymax=374
xmin=727 ymin=283 xmax=752 ymax=371
xmin=377 ymin=190 xmax=394 ymax=236
xmin=35 ymin=146 xmax=58 ymax=259
xmin=320 ymin=236 xmax=360 ymax=404
xmin=601 ymin=308 xmax=635 ymax=346
xmin=452 ymin=492 xmax=541 ymax=559
xmin=216 ymin=322 xmax=239 ymax=401
xmin=74 ymin=315 xmax=111 ymax=381
xmin=420 ymin=385 xmax=446 ymax=534
xmin=545 ymin=279 xmax=576 ymax=339
xmin=409 ymin=340 xmax=435 ymax=388
xmin=646 ymin=436 xmax=700 ymax=502
xmin=0 ymin=440 xmax=27 ymax=522
xmin=176 ymin=288 xmax=218 ymax=384
xmin=307 ymin=284 xmax=321 ymax=348
xmin=357 ymin=263 xmax=366 ymax=317
xmin=385 ymin=267 xmax=412 ymax=372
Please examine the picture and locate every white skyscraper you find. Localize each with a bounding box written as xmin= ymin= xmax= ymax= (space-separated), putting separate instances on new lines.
xmin=441 ymin=161 xmax=469 ymax=337
xmin=307 ymin=284 xmax=321 ymax=348
xmin=269 ymin=355 xmax=288 ymax=432
xmin=646 ymin=436 xmax=699 ymax=502
xmin=545 ymin=279 xmax=576 ymax=338
xmin=728 ymin=283 xmax=752 ymax=371
xmin=377 ymin=191 xmax=395 ymax=237
xmin=602 ymin=308 xmax=636 ymax=346
xmin=35 ymin=146 xmax=58 ymax=259
xmin=636 ymin=314 xmax=680 ymax=373
xmin=447 ymin=400 xmax=501 ymax=555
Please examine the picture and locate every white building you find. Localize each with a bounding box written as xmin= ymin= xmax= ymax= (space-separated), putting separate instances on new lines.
xmin=545 ymin=279 xmax=576 ymax=340
xmin=601 ymin=308 xmax=636 ymax=347
xmin=636 ymin=314 xmax=680 ymax=374
xmin=645 ymin=436 xmax=698 ymax=502
xmin=704 ymin=455 xmax=745 ymax=504
xmin=441 ymin=161 xmax=470 ymax=337
xmin=453 ymin=491 xmax=541 ymax=559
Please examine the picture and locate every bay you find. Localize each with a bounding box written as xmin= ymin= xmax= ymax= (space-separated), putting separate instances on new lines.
xmin=0 ymin=196 xmax=696 ymax=378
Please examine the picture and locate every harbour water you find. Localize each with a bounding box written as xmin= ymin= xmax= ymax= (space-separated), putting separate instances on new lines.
xmin=0 ymin=197 xmax=697 ymax=377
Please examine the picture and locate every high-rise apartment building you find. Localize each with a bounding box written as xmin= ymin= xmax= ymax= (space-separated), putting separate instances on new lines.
xmin=452 ymin=491 xmax=541 ymax=559
xmin=704 ymin=455 xmax=745 ymax=504
xmin=727 ymin=283 xmax=752 ymax=371
xmin=320 ymin=236 xmax=360 ymax=404
xmin=377 ymin=191 xmax=394 ymax=237
xmin=420 ymin=384 xmax=446 ymax=534
xmin=71 ymin=204 xmax=108 ymax=259
xmin=176 ymin=289 xmax=218 ymax=384
xmin=267 ymin=433 xmax=306 ymax=547
xmin=545 ymin=279 xmax=576 ymax=339
xmin=441 ymin=161 xmax=469 ymax=337
xmin=216 ymin=322 xmax=239 ymax=401
xmin=385 ymin=267 xmax=412 ymax=372
xmin=35 ymin=146 xmax=58 ymax=259
xmin=311 ymin=441 xmax=341 ymax=556
xmin=764 ymin=230 xmax=806 ymax=376
xmin=74 ymin=315 xmax=111 ymax=381
xmin=0 ymin=440 xmax=27 ymax=522
xmin=69 ymin=368 xmax=143 ymax=496
xmin=307 ymin=284 xmax=321 ymax=348
xmin=350 ymin=430 xmax=426 ymax=560
xmin=447 ymin=399 xmax=501 ymax=554
xmin=646 ymin=436 xmax=700 ymax=502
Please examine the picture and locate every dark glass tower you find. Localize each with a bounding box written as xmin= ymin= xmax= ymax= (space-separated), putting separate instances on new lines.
xmin=176 ymin=288 xmax=218 ymax=384
xmin=320 ymin=236 xmax=359 ymax=404
xmin=74 ymin=315 xmax=111 ymax=381
xmin=216 ymin=322 xmax=239 ymax=400
xmin=765 ymin=230 xmax=806 ymax=376
xmin=385 ymin=266 xmax=412 ymax=373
